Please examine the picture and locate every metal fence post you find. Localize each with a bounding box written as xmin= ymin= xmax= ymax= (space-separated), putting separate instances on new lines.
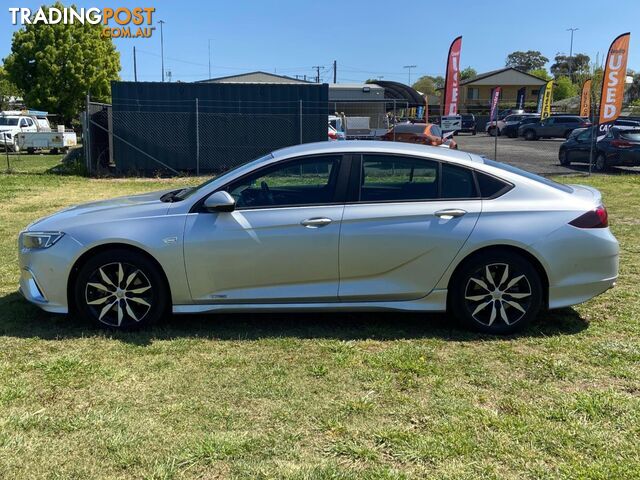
xmin=299 ymin=100 xmax=303 ymax=144
xmin=85 ymin=93 xmax=91 ymax=175
xmin=195 ymin=97 xmax=200 ymax=176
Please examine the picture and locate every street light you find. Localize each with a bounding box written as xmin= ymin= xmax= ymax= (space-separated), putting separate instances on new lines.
xmin=567 ymin=28 xmax=578 ymax=79
xmin=159 ymin=20 xmax=165 ymax=82
xmin=403 ymin=65 xmax=417 ymax=86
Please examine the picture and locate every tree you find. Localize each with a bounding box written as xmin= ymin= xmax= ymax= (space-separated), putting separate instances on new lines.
xmin=529 ymin=68 xmax=552 ymax=81
xmin=505 ymin=51 xmax=549 ymax=72
xmin=553 ymin=76 xmax=577 ymax=101
xmin=0 ymin=65 xmax=21 ymax=110
xmin=460 ymin=67 xmax=477 ymax=82
xmin=3 ymin=2 xmax=120 ymax=123
xmin=550 ymin=53 xmax=590 ymax=78
xmin=412 ymin=75 xmax=444 ymax=96
xmin=626 ymin=72 xmax=640 ymax=103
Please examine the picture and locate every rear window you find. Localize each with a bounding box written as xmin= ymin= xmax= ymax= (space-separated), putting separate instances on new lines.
xmin=483 ymin=159 xmax=573 ymax=193
xmin=476 ymin=171 xmax=511 ymax=198
xmin=621 ymin=130 xmax=640 ymax=141
xmin=462 ymin=115 xmax=474 ymax=120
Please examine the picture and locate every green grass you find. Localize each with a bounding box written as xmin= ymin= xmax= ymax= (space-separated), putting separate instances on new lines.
xmin=0 ymin=155 xmax=639 ymax=479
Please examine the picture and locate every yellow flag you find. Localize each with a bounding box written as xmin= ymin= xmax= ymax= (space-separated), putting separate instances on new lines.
xmin=541 ymin=80 xmax=553 ymax=120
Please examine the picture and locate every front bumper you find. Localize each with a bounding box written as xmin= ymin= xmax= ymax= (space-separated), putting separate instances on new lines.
xmin=18 ymin=234 xmax=83 ymax=314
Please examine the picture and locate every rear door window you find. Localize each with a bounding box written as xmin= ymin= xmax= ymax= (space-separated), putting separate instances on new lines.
xmin=441 ymin=163 xmax=478 ymax=199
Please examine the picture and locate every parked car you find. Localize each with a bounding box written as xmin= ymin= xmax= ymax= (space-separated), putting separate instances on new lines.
xmin=0 ymin=111 xmax=44 ymax=152
xmin=19 ymin=141 xmax=618 ymax=335
xmin=487 ymin=113 xmax=539 ymax=137
xmin=559 ymin=126 xmax=640 ymax=171
xmin=456 ymin=114 xmax=476 ymax=135
xmin=518 ymin=115 xmax=591 ymax=140
xmin=501 ymin=116 xmax=541 ymax=138
xmin=381 ymin=123 xmax=458 ymax=149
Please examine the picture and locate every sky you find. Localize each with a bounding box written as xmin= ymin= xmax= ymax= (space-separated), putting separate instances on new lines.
xmin=1 ymin=0 xmax=640 ymax=84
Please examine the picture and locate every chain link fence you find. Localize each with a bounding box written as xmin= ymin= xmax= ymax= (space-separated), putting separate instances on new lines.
xmin=83 ymin=97 xmax=640 ymax=177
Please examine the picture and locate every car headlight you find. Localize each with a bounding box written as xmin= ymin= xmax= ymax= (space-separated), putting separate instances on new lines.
xmin=20 ymin=231 xmax=65 ymax=250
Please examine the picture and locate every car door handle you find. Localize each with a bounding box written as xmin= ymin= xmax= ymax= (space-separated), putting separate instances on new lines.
xmin=301 ymin=217 xmax=332 ymax=228
xmin=434 ymin=209 xmax=467 ymax=219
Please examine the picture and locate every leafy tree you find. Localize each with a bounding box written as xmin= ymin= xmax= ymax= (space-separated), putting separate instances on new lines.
xmin=553 ymin=76 xmax=577 ymax=101
xmin=550 ymin=53 xmax=590 ymax=78
xmin=460 ymin=67 xmax=477 ymax=81
xmin=0 ymin=65 xmax=21 ymax=110
xmin=626 ymin=72 xmax=640 ymax=103
xmin=529 ymin=68 xmax=552 ymax=81
xmin=505 ymin=51 xmax=548 ymax=72
xmin=3 ymin=2 xmax=120 ymax=123
xmin=412 ymin=75 xmax=444 ymax=96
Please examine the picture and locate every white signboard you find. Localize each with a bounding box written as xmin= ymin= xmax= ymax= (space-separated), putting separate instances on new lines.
xmin=441 ymin=115 xmax=462 ymax=131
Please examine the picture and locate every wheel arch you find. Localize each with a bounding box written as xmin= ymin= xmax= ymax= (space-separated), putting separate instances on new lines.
xmin=66 ymin=242 xmax=172 ymax=312
xmin=446 ymin=244 xmax=549 ymax=309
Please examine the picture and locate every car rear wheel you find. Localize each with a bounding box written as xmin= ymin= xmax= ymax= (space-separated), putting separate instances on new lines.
xmin=594 ymin=154 xmax=609 ymax=172
xmin=450 ymin=251 xmax=543 ymax=335
xmin=74 ymin=249 xmax=169 ymax=329
xmin=524 ymin=130 xmax=537 ymax=141
xmin=488 ymin=127 xmax=499 ymax=137
xmin=559 ymin=148 xmax=571 ymax=166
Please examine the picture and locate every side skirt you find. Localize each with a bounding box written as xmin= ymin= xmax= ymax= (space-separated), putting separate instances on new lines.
xmin=173 ymin=289 xmax=448 ymax=314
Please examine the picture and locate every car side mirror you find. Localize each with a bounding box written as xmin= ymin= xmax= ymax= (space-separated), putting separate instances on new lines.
xmin=204 ymin=191 xmax=236 ymax=213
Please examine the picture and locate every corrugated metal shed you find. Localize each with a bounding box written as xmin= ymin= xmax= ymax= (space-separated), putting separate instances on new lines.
xmin=110 ymin=81 xmax=329 ymax=174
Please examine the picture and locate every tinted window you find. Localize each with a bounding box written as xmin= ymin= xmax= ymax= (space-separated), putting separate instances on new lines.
xmin=484 ymin=159 xmax=573 ymax=193
xmin=360 ymin=155 xmax=438 ymax=202
xmin=476 ymin=171 xmax=510 ymax=198
xmin=441 ymin=163 xmax=477 ymax=198
xmin=576 ymin=129 xmax=592 ymax=141
xmin=226 ymin=155 xmax=341 ymax=208
xmin=0 ymin=118 xmax=19 ymax=126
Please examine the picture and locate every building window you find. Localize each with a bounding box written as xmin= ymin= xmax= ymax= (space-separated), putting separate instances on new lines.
xmin=531 ymin=89 xmax=539 ymax=96
xmin=467 ymin=88 xmax=479 ymax=100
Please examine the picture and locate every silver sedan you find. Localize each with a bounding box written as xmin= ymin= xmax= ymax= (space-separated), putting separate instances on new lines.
xmin=18 ymin=141 xmax=619 ymax=334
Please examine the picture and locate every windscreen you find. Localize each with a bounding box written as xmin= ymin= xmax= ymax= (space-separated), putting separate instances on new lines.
xmin=0 ymin=117 xmax=19 ymax=126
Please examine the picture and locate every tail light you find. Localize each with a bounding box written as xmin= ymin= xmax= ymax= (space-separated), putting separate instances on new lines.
xmin=569 ymin=205 xmax=608 ymax=228
xmin=611 ymin=139 xmax=633 ymax=148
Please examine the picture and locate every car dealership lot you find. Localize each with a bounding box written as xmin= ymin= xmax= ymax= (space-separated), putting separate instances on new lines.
xmin=456 ymin=133 xmax=640 ymax=175
xmin=0 ymin=155 xmax=639 ymax=478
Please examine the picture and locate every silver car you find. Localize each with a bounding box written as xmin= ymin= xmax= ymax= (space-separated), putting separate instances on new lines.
xmin=18 ymin=141 xmax=619 ymax=334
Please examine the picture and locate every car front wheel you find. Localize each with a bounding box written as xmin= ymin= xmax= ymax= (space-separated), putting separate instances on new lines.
xmin=74 ymin=249 xmax=169 ymax=329
xmin=559 ymin=148 xmax=571 ymax=166
xmin=594 ymin=154 xmax=609 ymax=172
xmin=524 ymin=130 xmax=537 ymax=141
xmin=450 ymin=251 xmax=543 ymax=335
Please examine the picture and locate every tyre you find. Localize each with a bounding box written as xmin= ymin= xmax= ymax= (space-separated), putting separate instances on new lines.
xmin=450 ymin=250 xmax=543 ymax=335
xmin=524 ymin=129 xmax=537 ymax=141
xmin=472 ymin=131 xmax=476 ymax=136
xmin=74 ymin=249 xmax=169 ymax=329
xmin=27 ymin=147 xmax=35 ymax=154
xmin=559 ymin=148 xmax=571 ymax=166
xmin=487 ymin=127 xmax=497 ymax=137
xmin=594 ymin=153 xmax=608 ymax=172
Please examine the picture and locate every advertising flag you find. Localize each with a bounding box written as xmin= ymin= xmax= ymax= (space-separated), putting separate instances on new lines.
xmin=489 ymin=87 xmax=501 ymax=122
xmin=598 ymin=32 xmax=631 ymax=139
xmin=540 ymin=80 xmax=553 ymax=120
xmin=536 ymin=83 xmax=545 ymax=113
xmin=516 ymin=87 xmax=526 ymax=110
xmin=443 ymin=36 xmax=462 ymax=116
xmin=579 ymin=79 xmax=592 ymax=118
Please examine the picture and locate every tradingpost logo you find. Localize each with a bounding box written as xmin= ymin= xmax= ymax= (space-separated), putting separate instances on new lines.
xmin=8 ymin=6 xmax=156 ymax=38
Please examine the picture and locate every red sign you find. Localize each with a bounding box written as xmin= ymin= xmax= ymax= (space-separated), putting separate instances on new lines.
xmin=443 ymin=36 xmax=462 ymax=116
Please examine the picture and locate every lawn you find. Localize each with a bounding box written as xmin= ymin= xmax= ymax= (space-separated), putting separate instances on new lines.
xmin=0 ymin=154 xmax=639 ymax=479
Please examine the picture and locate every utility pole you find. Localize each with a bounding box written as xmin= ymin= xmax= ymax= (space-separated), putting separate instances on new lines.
xmin=208 ymin=39 xmax=212 ymax=79
xmin=333 ymin=60 xmax=337 ymax=83
xmin=313 ymin=66 xmax=324 ymax=83
xmin=567 ymin=28 xmax=578 ymax=80
xmin=133 ymin=46 xmax=137 ymax=82
xmin=159 ymin=20 xmax=165 ymax=82
xmin=403 ymin=65 xmax=417 ymax=86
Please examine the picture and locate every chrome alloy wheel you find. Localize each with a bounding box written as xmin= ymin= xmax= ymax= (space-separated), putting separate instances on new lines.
xmin=464 ymin=263 xmax=532 ymax=326
xmin=84 ymin=262 xmax=152 ymax=327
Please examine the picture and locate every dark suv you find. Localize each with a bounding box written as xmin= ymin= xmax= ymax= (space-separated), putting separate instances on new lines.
xmin=518 ymin=115 xmax=591 ymax=140
xmin=457 ymin=114 xmax=476 ymax=135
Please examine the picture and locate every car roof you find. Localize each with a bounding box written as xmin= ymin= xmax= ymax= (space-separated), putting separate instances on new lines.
xmin=271 ymin=140 xmax=483 ymax=165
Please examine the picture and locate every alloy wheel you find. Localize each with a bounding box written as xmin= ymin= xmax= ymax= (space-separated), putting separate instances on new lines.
xmin=84 ymin=262 xmax=153 ymax=327
xmin=464 ymin=263 xmax=532 ymax=327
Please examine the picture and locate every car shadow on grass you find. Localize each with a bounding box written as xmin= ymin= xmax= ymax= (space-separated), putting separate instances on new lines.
xmin=0 ymin=291 xmax=589 ymax=345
